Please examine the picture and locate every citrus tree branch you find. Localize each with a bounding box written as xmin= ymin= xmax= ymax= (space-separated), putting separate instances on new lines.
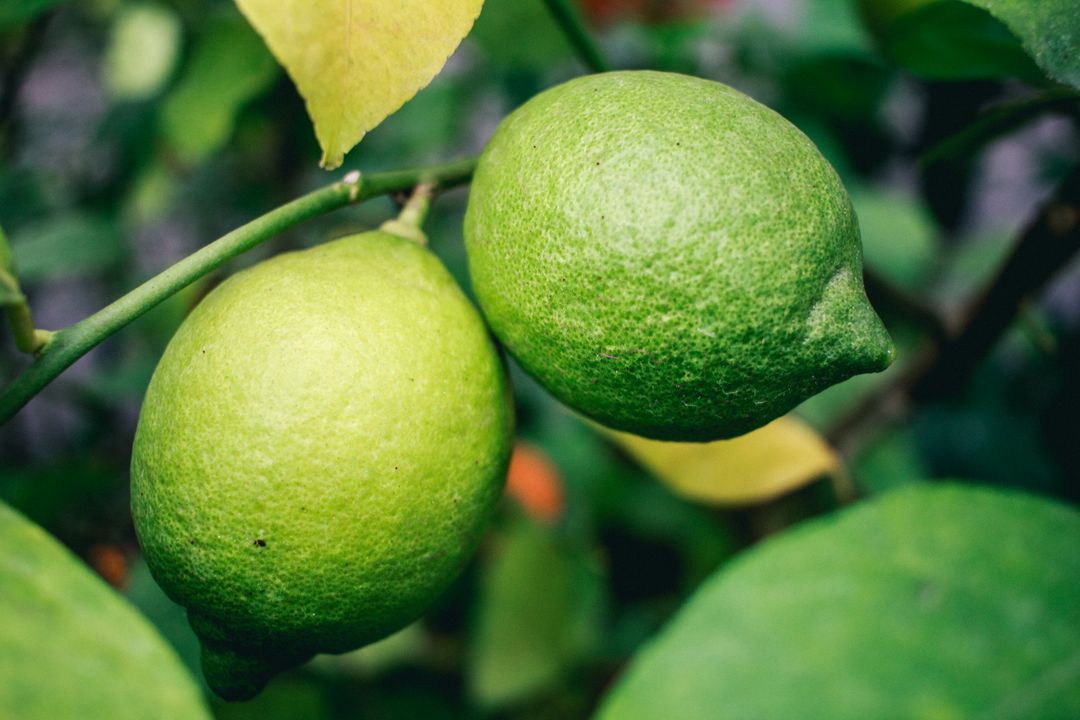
xmin=541 ymin=0 xmax=613 ymax=73
xmin=910 ymin=165 xmax=1080 ymax=400
xmin=828 ymin=164 xmax=1080 ymax=452
xmin=3 ymin=298 xmax=53 ymax=355
xmin=0 ymin=157 xmax=477 ymax=425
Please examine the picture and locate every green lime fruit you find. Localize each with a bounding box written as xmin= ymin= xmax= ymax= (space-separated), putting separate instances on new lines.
xmin=465 ymin=70 xmax=894 ymax=441
xmin=131 ymin=230 xmax=513 ymax=701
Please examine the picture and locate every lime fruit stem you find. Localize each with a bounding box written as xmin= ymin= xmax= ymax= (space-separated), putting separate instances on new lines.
xmin=380 ymin=182 xmax=437 ymax=245
xmin=0 ymin=157 xmax=477 ymax=426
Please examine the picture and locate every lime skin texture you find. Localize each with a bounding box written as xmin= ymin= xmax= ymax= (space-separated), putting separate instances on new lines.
xmin=131 ymin=231 xmax=514 ymax=701
xmin=465 ymin=70 xmax=894 ymax=442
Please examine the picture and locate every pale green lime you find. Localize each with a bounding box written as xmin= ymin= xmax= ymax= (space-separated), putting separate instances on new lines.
xmin=131 ymin=230 xmax=513 ymax=699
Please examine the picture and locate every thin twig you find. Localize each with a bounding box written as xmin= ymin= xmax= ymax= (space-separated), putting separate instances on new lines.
xmin=0 ymin=158 xmax=477 ymax=425
xmin=829 ymin=165 xmax=1080 ymax=452
xmin=0 ymin=14 xmax=51 ymax=158
xmin=912 ymin=166 xmax=1080 ymax=399
xmin=920 ymin=89 xmax=1080 ymax=168
xmin=541 ymin=0 xmax=613 ymax=73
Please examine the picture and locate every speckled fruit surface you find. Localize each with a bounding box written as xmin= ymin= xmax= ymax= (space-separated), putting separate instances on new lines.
xmin=465 ymin=70 xmax=894 ymax=441
xmin=131 ymin=231 xmax=513 ymax=700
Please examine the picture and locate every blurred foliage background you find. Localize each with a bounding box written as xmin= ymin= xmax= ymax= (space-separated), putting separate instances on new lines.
xmin=1 ymin=0 xmax=1078 ymax=717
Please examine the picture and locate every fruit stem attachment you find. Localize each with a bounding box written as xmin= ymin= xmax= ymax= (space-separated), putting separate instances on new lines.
xmin=0 ymin=157 xmax=477 ymax=425
xmin=0 ymin=227 xmax=53 ymax=356
xmin=541 ymin=0 xmax=613 ymax=73
xmin=380 ymin=182 xmax=437 ymax=245
xmin=3 ymin=300 xmax=53 ymax=356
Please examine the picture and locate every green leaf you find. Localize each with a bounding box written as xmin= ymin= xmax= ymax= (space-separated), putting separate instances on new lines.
xmin=233 ymin=0 xmax=485 ymax=169
xmin=0 ymin=225 xmax=14 ymax=275
xmin=103 ymin=3 xmax=183 ymax=101
xmin=0 ymin=0 xmax=66 ymax=27
xmin=9 ymin=215 xmax=125 ymax=281
xmin=882 ymin=1 xmax=1042 ymax=81
xmin=471 ymin=0 xmax=569 ymax=71
xmin=0 ymin=226 xmax=21 ymax=306
xmin=0 ymin=502 xmax=212 ymax=719
xmin=799 ymin=0 xmax=876 ymax=56
xmin=0 ymin=283 xmax=21 ymax=306
xmin=597 ymin=484 xmax=1080 ymax=720
xmin=960 ymin=0 xmax=1080 ymax=88
xmin=469 ymin=518 xmax=603 ymax=709
xmin=123 ymin=559 xmax=203 ymax=677
xmin=160 ymin=16 xmax=279 ymax=165
xmin=853 ymin=188 xmax=941 ymax=292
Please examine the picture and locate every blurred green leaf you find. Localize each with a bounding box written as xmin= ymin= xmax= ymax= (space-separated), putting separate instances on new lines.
xmin=960 ymin=0 xmax=1080 ymax=89
xmin=0 ymin=283 xmax=20 ymax=306
xmin=935 ymin=228 xmax=1014 ymax=306
xmin=307 ymin=623 xmax=426 ymax=679
xmin=784 ymin=55 xmax=891 ymax=123
xmin=0 ymin=459 xmax=116 ymax=530
xmin=598 ymin=484 xmax=1080 ymax=720
xmin=9 ymin=215 xmax=125 ymax=281
xmin=853 ymin=188 xmax=941 ymax=292
xmin=0 ymin=0 xmax=65 ymax=27
xmin=0 ymin=226 xmax=21 ymax=306
xmin=103 ymin=3 xmax=183 ymax=101
xmin=468 ymin=517 xmax=603 ymax=709
xmin=160 ymin=16 xmax=278 ymax=164
xmin=851 ymin=426 xmax=929 ymax=494
xmin=0 ymin=502 xmax=212 ymax=719
xmin=471 ymin=0 xmax=569 ymax=70
xmin=0 ymin=225 xmax=14 ymax=274
xmin=125 ymin=558 xmax=203 ymax=676
xmin=361 ymin=81 xmax=467 ymax=165
xmin=880 ymin=1 xmax=1042 ymax=81
xmin=799 ymin=0 xmax=876 ymax=56
xmin=211 ymin=677 xmax=330 ymax=720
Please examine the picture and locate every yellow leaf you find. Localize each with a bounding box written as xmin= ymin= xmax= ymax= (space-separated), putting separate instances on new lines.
xmin=604 ymin=417 xmax=842 ymax=507
xmin=234 ymin=0 xmax=485 ymax=169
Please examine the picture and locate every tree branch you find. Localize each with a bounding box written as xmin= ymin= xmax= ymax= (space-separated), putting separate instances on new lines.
xmin=0 ymin=157 xmax=477 ymax=425
xmin=541 ymin=0 xmax=613 ymax=73
xmin=0 ymin=14 xmax=51 ymax=158
xmin=913 ymin=166 xmax=1080 ymax=399
xmin=829 ymin=165 xmax=1080 ymax=450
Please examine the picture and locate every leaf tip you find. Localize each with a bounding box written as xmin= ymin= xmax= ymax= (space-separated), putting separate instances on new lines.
xmin=319 ymin=151 xmax=344 ymax=171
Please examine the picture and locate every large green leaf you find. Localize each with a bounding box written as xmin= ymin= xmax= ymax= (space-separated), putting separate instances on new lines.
xmin=961 ymin=0 xmax=1080 ymax=88
xmin=233 ymin=0 xmax=485 ymax=169
xmin=0 ymin=502 xmax=211 ymax=719
xmin=598 ymin=484 xmax=1080 ymax=720
xmin=880 ymin=1 xmax=1042 ymax=81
